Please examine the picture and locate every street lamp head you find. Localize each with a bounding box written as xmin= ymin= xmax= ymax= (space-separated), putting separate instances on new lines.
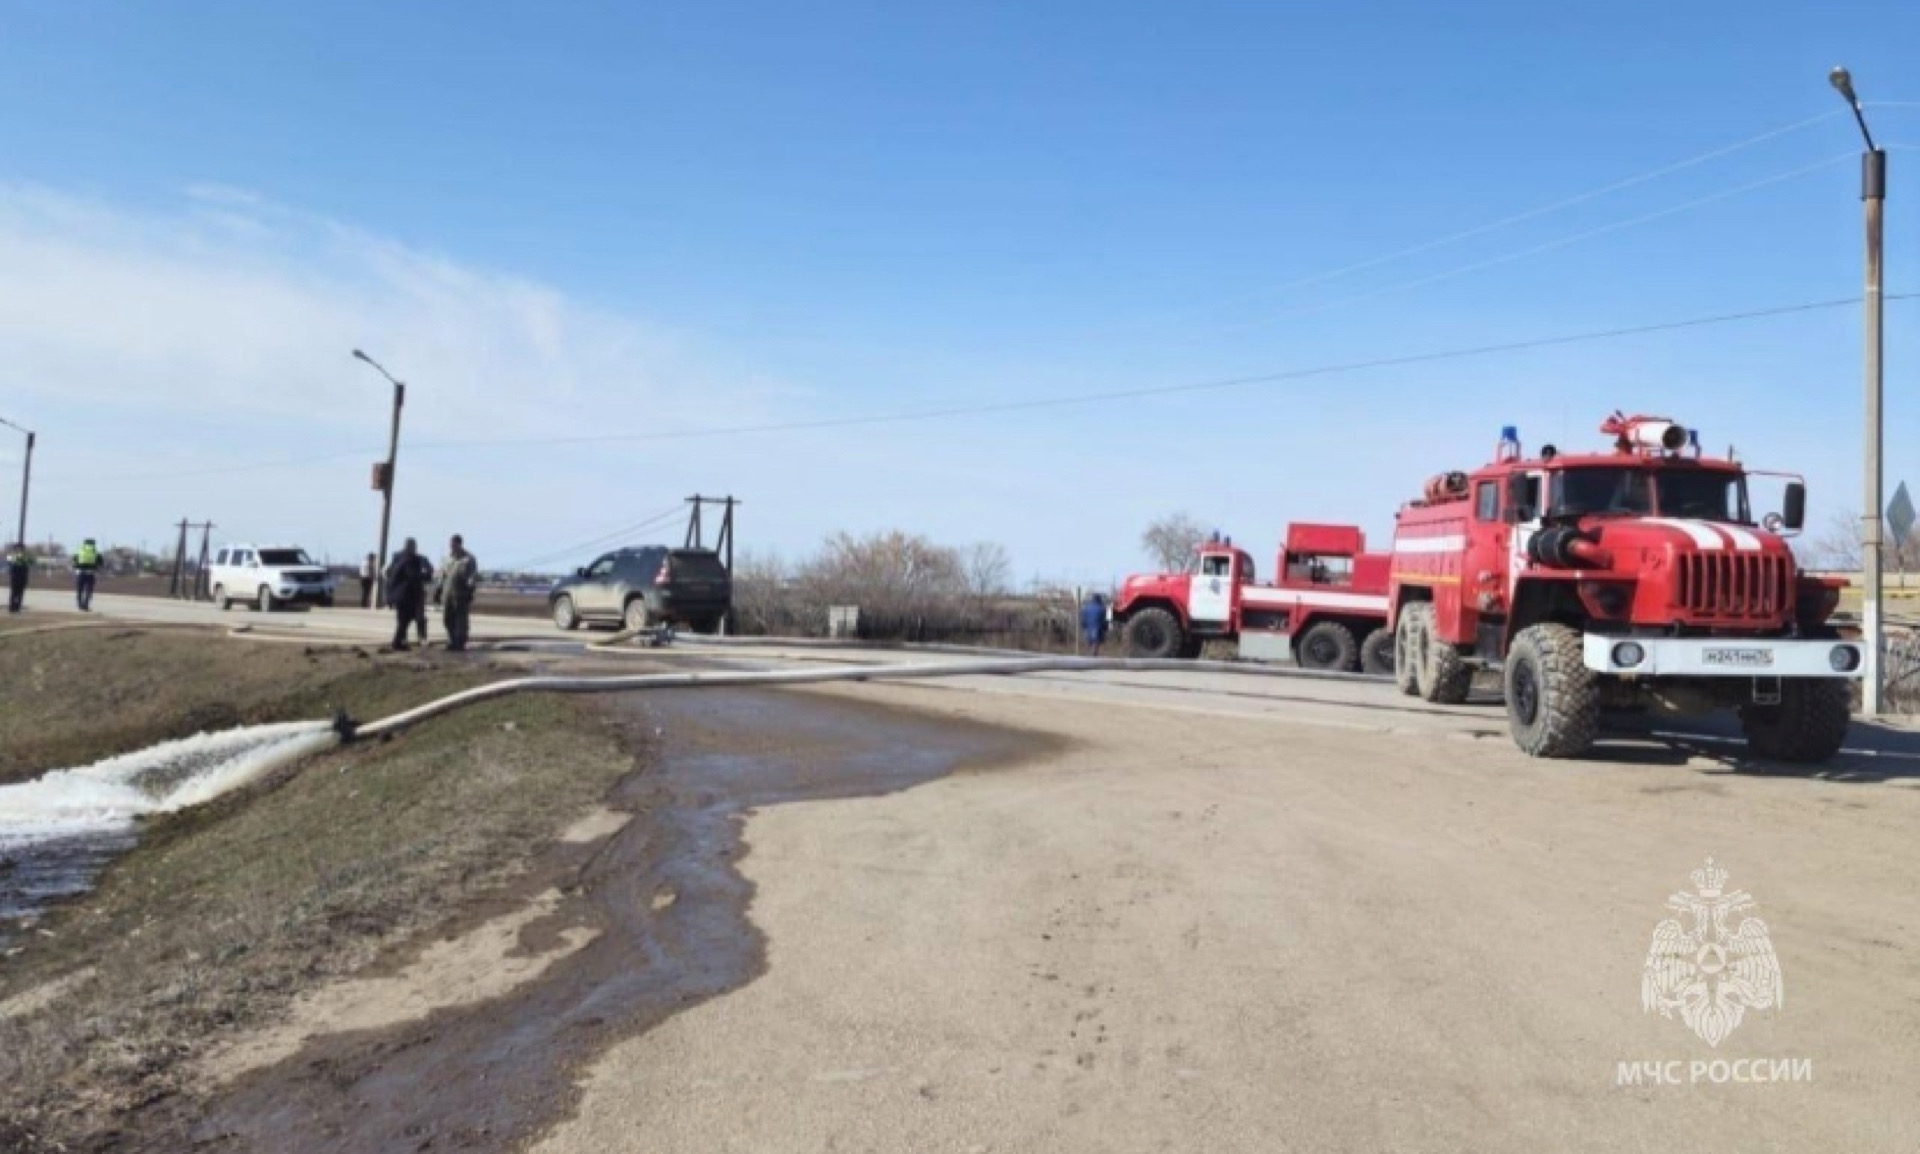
xmin=1829 ymin=67 xmax=1858 ymax=104
xmin=352 ymin=348 xmax=371 ymax=363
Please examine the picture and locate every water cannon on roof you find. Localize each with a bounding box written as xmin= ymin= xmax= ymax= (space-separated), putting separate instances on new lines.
xmin=1600 ymin=411 xmax=1688 ymax=456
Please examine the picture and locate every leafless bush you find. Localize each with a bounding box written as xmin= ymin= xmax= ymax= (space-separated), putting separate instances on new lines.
xmin=723 ymin=531 xmax=1073 ymax=647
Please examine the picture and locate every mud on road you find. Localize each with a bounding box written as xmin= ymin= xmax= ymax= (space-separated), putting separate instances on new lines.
xmin=149 ymin=686 xmax=1056 ymax=1153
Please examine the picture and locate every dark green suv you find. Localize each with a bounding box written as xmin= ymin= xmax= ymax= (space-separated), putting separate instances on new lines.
xmin=548 ymin=546 xmax=731 ymax=633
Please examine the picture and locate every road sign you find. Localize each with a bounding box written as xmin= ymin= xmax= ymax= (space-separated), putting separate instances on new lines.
xmin=1889 ymin=481 xmax=1915 ymax=546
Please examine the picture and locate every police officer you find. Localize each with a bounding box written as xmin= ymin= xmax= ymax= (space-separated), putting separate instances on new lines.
xmin=6 ymin=542 xmax=31 ymax=614
xmin=433 ymin=534 xmax=480 ymax=652
xmin=74 ymin=538 xmax=100 ymax=611
xmin=384 ymin=538 xmax=429 ymax=651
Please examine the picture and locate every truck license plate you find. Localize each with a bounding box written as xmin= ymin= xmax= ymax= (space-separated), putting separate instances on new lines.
xmin=1702 ymin=647 xmax=1774 ymax=668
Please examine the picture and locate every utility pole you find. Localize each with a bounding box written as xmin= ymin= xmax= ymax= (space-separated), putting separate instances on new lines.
xmin=354 ymin=349 xmax=407 ymax=609
xmin=193 ymin=522 xmax=215 ymax=601
xmin=0 ymin=417 xmax=32 ymax=548
xmin=1830 ymin=67 xmax=1887 ymax=714
xmin=685 ymin=494 xmax=741 ymax=633
xmin=169 ymin=519 xmax=190 ymax=599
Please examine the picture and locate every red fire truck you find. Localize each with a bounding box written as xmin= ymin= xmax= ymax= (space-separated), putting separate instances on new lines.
xmin=1389 ymin=413 xmax=1861 ymax=761
xmin=1113 ymin=523 xmax=1391 ymax=671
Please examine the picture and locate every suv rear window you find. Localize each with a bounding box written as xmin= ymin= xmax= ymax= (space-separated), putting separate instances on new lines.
xmin=669 ymin=550 xmax=729 ymax=581
xmin=258 ymin=549 xmax=313 ymax=566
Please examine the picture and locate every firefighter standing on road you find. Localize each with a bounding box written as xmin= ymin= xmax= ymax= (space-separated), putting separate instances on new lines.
xmin=74 ymin=538 xmax=100 ymax=612
xmin=1080 ymin=592 xmax=1109 ymax=656
xmin=5 ymin=543 xmax=30 ymax=614
xmin=384 ymin=538 xmax=429 ymax=651
xmin=433 ymin=534 xmax=480 ymax=652
xmin=359 ymin=553 xmax=377 ymax=609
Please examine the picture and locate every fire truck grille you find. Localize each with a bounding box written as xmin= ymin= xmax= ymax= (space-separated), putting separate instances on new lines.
xmin=1674 ymin=553 xmax=1792 ymax=621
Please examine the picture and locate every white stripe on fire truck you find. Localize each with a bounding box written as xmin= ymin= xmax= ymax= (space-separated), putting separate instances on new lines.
xmin=1392 ymin=536 xmax=1466 ymax=554
xmin=1641 ymin=518 xmax=1725 ymax=549
xmin=1715 ymin=523 xmax=1764 ymax=551
xmin=1240 ymin=589 xmax=1390 ymax=611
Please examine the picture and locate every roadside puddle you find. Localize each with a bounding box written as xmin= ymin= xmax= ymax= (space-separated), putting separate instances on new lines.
xmin=171 ymin=686 xmax=1048 ymax=1154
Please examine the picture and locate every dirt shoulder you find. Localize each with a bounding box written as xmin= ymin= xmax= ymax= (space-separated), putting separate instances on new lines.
xmin=532 ymin=680 xmax=1920 ymax=1154
xmin=0 ymin=634 xmax=643 ymax=1152
xmin=0 ymin=627 xmax=506 ymax=784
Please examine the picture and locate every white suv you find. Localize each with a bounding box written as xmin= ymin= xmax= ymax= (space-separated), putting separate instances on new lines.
xmin=210 ymin=544 xmax=337 ymax=612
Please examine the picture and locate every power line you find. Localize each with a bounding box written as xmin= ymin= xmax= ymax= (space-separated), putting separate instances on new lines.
xmin=1111 ymin=108 xmax=1847 ymax=329
xmin=1189 ymin=151 xmax=1854 ymax=338
xmin=411 ymin=293 xmax=1915 ymax=451
xmin=40 ymin=293 xmax=1914 ymax=485
xmin=499 ymin=503 xmax=687 ymax=572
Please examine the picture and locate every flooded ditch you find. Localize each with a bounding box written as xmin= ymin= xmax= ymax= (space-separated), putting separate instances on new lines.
xmin=0 ymin=722 xmax=339 ymax=944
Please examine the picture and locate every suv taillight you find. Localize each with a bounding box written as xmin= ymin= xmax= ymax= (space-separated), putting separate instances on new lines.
xmin=654 ymin=559 xmax=672 ymax=586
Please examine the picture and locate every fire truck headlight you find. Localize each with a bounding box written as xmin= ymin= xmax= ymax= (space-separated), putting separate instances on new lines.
xmin=1830 ymin=645 xmax=1862 ymax=673
xmin=1610 ymin=641 xmax=1646 ymax=668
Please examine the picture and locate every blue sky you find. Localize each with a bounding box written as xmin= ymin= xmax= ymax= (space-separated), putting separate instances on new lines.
xmin=0 ymin=1 xmax=1914 ymax=581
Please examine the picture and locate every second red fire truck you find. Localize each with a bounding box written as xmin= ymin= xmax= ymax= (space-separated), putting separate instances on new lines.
xmin=1113 ymin=523 xmax=1392 ymax=671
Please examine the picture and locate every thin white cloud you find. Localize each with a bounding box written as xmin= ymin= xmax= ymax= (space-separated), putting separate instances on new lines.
xmin=0 ymin=183 xmax=790 ymax=444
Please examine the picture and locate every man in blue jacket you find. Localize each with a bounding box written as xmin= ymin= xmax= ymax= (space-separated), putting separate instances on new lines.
xmin=1080 ymin=592 xmax=1109 ymax=656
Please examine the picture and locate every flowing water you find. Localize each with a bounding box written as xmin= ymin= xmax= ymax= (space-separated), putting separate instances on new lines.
xmin=0 ymin=722 xmax=339 ymax=941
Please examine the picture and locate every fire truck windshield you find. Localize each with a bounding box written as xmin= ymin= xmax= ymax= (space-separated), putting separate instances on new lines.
xmin=1549 ymin=467 xmax=1747 ymax=522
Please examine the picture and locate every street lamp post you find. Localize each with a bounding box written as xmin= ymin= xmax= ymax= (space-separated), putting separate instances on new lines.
xmin=1830 ymin=67 xmax=1887 ymax=715
xmin=352 ymin=349 xmax=407 ymax=610
xmin=0 ymin=417 xmax=33 ymax=549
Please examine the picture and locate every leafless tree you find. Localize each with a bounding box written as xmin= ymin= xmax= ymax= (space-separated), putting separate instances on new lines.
xmin=1809 ymin=510 xmax=1862 ymax=570
xmin=963 ymin=542 xmax=1013 ymax=600
xmin=1141 ymin=512 xmax=1209 ymax=572
xmin=1809 ymin=509 xmax=1920 ymax=571
xmin=797 ymin=530 xmax=969 ymax=621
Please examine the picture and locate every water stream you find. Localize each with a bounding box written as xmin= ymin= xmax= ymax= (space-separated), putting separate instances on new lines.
xmin=0 ymin=722 xmax=339 ymax=941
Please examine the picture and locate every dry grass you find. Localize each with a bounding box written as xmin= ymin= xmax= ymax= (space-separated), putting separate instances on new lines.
xmin=0 ymin=640 xmax=639 ymax=1151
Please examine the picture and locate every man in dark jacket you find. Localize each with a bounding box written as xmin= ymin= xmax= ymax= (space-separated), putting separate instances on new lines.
xmin=385 ymin=538 xmax=429 ymax=651
xmin=1080 ymin=592 xmax=1109 ymax=656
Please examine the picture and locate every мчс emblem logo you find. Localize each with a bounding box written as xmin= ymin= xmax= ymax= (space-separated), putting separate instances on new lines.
xmin=1642 ymin=858 xmax=1783 ymax=1047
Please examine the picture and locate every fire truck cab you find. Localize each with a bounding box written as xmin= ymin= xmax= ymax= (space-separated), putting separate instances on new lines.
xmin=1113 ymin=523 xmax=1391 ymax=671
xmin=1389 ymin=414 xmax=1860 ymax=762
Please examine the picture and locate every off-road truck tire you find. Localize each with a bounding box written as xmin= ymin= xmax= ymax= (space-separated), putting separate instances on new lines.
xmin=1123 ymin=607 xmax=1186 ymax=660
xmin=1359 ymin=627 xmax=1395 ymax=676
xmin=1504 ymin=623 xmax=1600 ymax=758
xmin=1741 ymin=679 xmax=1853 ymax=764
xmin=1297 ymin=620 xmax=1359 ymax=672
xmin=1416 ymin=608 xmax=1473 ymax=704
xmin=1393 ymin=605 xmax=1425 ymax=697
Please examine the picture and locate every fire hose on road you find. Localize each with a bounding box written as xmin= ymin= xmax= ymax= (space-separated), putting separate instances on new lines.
xmin=349 ymin=654 xmax=1378 ymax=740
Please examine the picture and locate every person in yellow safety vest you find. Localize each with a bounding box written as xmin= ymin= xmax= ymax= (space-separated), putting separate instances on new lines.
xmin=6 ymin=543 xmax=31 ymax=614
xmin=74 ymin=538 xmax=101 ymax=612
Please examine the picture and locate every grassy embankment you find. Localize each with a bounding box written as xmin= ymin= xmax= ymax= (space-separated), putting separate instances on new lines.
xmin=0 ymin=628 xmax=639 ymax=1150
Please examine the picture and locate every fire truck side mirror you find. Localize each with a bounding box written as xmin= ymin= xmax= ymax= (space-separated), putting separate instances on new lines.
xmin=1781 ymin=482 xmax=1806 ymax=532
